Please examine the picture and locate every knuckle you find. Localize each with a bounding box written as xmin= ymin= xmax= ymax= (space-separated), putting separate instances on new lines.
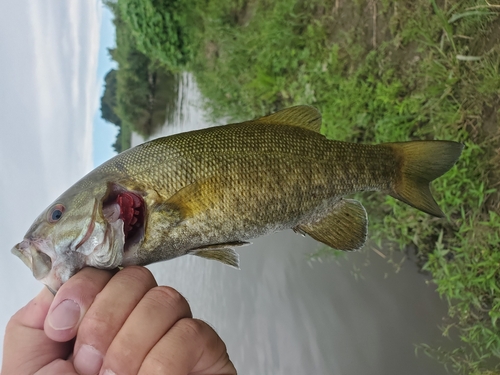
xmin=175 ymin=318 xmax=206 ymax=339
xmin=145 ymin=286 xmax=188 ymax=312
xmin=191 ymin=318 xmax=224 ymax=349
xmin=142 ymin=354 xmax=172 ymax=374
xmin=119 ymin=266 xmax=155 ymax=287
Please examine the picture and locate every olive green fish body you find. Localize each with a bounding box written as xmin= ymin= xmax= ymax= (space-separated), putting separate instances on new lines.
xmin=11 ymin=106 xmax=463 ymax=291
xmin=91 ymin=121 xmax=394 ymax=263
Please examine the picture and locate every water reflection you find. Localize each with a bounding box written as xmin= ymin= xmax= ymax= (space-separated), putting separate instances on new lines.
xmin=132 ymin=74 xmax=453 ymax=375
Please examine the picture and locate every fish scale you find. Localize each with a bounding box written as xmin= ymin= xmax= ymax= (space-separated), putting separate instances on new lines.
xmin=112 ymin=126 xmax=396 ymax=265
xmin=120 ymin=126 xmax=388 ymax=194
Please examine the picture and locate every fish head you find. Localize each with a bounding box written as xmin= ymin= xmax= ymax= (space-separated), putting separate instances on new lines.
xmin=11 ymin=182 xmax=142 ymax=292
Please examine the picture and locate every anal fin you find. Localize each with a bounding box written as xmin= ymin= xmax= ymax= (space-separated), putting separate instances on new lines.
xmin=189 ymin=242 xmax=250 ymax=269
xmin=294 ymin=199 xmax=367 ymax=251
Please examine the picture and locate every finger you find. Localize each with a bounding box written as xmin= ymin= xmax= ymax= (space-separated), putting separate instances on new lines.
xmin=73 ymin=266 xmax=157 ymax=375
xmin=138 ymin=319 xmax=236 ymax=375
xmin=44 ymin=267 xmax=115 ymax=342
xmin=2 ymin=288 xmax=70 ymax=375
xmin=34 ymin=359 xmax=76 ymax=375
xmin=100 ymin=286 xmax=192 ymax=375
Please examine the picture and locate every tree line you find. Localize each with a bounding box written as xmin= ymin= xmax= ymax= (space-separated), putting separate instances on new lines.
xmin=100 ymin=0 xmax=183 ymax=152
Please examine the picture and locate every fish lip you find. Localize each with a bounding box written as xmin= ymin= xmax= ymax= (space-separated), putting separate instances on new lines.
xmin=75 ymin=199 xmax=98 ymax=250
xmin=11 ymin=239 xmax=53 ymax=280
xmin=11 ymin=241 xmax=32 ymax=269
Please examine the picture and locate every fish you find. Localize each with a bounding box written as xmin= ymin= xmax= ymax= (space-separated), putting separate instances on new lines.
xmin=12 ymin=106 xmax=463 ymax=292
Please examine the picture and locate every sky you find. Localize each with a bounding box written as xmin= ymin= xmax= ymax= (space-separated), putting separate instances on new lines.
xmin=93 ymin=5 xmax=118 ymax=167
xmin=0 ymin=0 xmax=116 ymax=361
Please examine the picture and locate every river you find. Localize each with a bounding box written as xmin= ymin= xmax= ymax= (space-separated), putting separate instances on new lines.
xmin=131 ymin=73 xmax=453 ymax=375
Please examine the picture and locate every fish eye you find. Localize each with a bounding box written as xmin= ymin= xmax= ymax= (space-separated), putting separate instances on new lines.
xmin=48 ymin=204 xmax=65 ymax=223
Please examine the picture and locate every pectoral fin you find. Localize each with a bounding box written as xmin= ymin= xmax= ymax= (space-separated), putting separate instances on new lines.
xmin=295 ymin=199 xmax=367 ymax=251
xmin=163 ymin=179 xmax=217 ymax=221
xmin=189 ymin=242 xmax=250 ymax=268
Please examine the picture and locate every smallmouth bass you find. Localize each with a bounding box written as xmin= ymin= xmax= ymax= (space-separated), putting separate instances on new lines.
xmin=12 ymin=106 xmax=463 ymax=292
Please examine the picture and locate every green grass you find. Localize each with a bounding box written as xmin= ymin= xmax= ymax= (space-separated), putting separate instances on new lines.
xmin=188 ymin=3 xmax=500 ymax=372
xmin=113 ymin=0 xmax=500 ymax=373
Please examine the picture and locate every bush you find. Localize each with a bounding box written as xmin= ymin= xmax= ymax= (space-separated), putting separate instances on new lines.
xmin=117 ymin=0 xmax=194 ymax=70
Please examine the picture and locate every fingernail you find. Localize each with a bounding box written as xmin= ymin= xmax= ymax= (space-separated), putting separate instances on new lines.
xmin=74 ymin=344 xmax=103 ymax=375
xmin=102 ymin=369 xmax=116 ymax=375
xmin=48 ymin=299 xmax=81 ymax=330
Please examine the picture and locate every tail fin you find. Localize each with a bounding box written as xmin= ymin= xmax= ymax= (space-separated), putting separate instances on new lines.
xmin=385 ymin=141 xmax=463 ymax=217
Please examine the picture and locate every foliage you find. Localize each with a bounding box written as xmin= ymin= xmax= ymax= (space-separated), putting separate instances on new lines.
xmin=107 ymin=0 xmax=500 ymax=372
xmin=100 ymin=0 xmax=181 ymax=150
xmin=117 ymin=0 xmax=195 ymax=71
xmin=100 ymin=69 xmax=121 ymax=127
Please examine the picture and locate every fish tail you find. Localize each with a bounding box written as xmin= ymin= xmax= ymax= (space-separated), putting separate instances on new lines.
xmin=385 ymin=141 xmax=463 ymax=217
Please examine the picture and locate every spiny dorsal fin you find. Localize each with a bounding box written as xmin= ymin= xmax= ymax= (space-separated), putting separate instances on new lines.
xmin=189 ymin=242 xmax=249 ymax=269
xmin=255 ymin=105 xmax=322 ymax=133
xmin=294 ymin=199 xmax=367 ymax=251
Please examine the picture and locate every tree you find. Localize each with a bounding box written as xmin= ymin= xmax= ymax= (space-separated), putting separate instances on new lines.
xmin=100 ymin=69 xmax=121 ymax=126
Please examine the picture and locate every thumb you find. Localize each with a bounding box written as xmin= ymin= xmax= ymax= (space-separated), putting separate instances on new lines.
xmin=2 ymin=287 xmax=72 ymax=375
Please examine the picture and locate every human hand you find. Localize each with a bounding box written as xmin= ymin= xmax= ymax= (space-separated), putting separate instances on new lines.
xmin=2 ymin=266 xmax=236 ymax=375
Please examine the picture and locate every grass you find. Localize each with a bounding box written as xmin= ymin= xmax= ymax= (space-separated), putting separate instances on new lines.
xmin=191 ymin=1 xmax=500 ymax=373
xmin=114 ymin=0 xmax=500 ymax=373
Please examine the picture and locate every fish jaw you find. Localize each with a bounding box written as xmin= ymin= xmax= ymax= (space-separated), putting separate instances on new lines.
xmin=11 ymin=240 xmax=52 ymax=279
xmin=11 ymin=214 xmax=125 ymax=292
xmin=11 ymin=238 xmax=78 ymax=292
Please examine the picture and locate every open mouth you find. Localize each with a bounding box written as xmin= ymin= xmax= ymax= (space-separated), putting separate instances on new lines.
xmin=11 ymin=240 xmax=53 ymax=280
xmin=102 ymin=185 xmax=145 ymax=252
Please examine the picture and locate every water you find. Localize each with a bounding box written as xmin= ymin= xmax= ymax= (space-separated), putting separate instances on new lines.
xmin=132 ymin=74 xmax=453 ymax=375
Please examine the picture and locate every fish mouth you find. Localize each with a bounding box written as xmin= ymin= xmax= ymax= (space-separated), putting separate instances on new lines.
xmin=12 ymin=237 xmax=77 ymax=292
xmin=11 ymin=239 xmax=53 ymax=281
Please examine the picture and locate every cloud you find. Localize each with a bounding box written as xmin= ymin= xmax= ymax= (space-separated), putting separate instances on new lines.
xmin=29 ymin=0 xmax=100 ymax=186
xmin=0 ymin=0 xmax=101 ymax=362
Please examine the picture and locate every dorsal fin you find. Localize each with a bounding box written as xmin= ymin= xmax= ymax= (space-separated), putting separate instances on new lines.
xmin=255 ymin=105 xmax=322 ymax=133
